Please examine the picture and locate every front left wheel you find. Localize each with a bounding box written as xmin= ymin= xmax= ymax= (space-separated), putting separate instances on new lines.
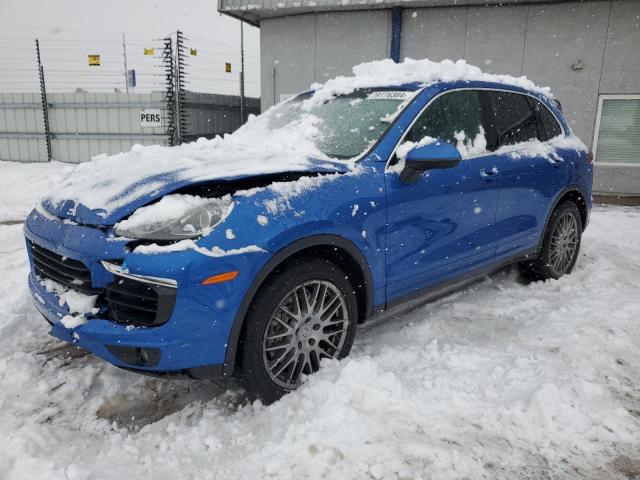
xmin=239 ymin=257 xmax=358 ymax=404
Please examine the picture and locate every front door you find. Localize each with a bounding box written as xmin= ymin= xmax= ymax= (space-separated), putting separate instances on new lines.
xmin=384 ymin=89 xmax=501 ymax=302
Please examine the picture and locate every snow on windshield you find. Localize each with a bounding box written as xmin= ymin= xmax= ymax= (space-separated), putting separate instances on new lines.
xmin=271 ymin=90 xmax=415 ymax=158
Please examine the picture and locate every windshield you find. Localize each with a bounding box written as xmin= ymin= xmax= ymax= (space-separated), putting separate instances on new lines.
xmin=264 ymin=89 xmax=415 ymax=159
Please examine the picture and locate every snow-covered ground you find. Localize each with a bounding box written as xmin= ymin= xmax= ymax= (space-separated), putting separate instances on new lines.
xmin=1 ymin=161 xmax=639 ymax=479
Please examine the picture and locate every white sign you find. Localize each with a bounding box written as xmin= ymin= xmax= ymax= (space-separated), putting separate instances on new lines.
xmin=367 ymin=91 xmax=415 ymax=101
xmin=139 ymin=109 xmax=162 ymax=128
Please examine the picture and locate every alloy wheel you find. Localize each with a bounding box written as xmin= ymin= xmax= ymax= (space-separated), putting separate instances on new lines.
xmin=262 ymin=280 xmax=349 ymax=389
xmin=548 ymin=212 xmax=579 ymax=275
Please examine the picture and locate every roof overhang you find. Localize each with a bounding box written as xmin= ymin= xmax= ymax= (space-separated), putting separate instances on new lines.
xmin=218 ymin=0 xmax=593 ymax=26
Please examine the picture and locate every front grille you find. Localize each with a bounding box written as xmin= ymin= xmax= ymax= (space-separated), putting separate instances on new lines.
xmin=104 ymin=277 xmax=176 ymax=327
xmin=28 ymin=240 xmax=177 ymax=327
xmin=28 ymin=240 xmax=96 ymax=294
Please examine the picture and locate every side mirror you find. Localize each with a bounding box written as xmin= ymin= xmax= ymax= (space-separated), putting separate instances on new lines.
xmin=400 ymin=142 xmax=462 ymax=184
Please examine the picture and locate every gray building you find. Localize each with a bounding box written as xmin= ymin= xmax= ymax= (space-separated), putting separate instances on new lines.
xmin=219 ymin=0 xmax=640 ymax=196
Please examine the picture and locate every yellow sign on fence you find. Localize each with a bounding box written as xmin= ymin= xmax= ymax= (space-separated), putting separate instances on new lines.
xmin=144 ymin=48 xmax=155 ymax=56
xmin=190 ymin=48 xmax=197 ymax=56
xmin=88 ymin=54 xmax=100 ymax=66
xmin=225 ymin=62 xmax=232 ymax=73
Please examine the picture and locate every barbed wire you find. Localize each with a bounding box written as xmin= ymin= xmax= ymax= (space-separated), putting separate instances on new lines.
xmin=0 ymin=30 xmax=260 ymax=96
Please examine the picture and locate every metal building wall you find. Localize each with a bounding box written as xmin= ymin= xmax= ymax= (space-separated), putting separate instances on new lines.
xmin=184 ymin=92 xmax=260 ymax=142
xmin=260 ymin=10 xmax=391 ymax=111
xmin=0 ymin=93 xmax=48 ymax=162
xmin=257 ymin=0 xmax=640 ymax=195
xmin=0 ymin=92 xmax=260 ymax=164
xmin=47 ymin=92 xmax=169 ymax=164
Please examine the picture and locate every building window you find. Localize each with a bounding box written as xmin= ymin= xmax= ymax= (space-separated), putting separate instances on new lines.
xmin=593 ymin=95 xmax=640 ymax=164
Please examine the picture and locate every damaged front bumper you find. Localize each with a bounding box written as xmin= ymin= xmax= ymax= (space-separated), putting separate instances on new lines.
xmin=24 ymin=207 xmax=273 ymax=382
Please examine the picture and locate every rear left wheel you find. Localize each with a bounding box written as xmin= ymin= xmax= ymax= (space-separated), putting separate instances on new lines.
xmin=239 ymin=257 xmax=357 ymax=404
xmin=520 ymin=200 xmax=583 ymax=281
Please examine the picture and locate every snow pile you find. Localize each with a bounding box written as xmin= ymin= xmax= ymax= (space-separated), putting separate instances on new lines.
xmin=393 ymin=130 xmax=586 ymax=170
xmin=395 ymin=135 xmax=438 ymax=161
xmin=44 ymin=113 xmax=342 ymax=217
xmin=239 ymin=168 xmax=357 ymax=216
xmin=133 ymin=239 xmax=265 ymax=257
xmin=454 ymin=127 xmax=488 ymax=158
xmin=40 ymin=277 xmax=98 ymax=328
xmin=304 ymin=58 xmax=552 ymax=109
xmin=0 ymin=163 xmax=640 ymax=478
xmin=0 ymin=204 xmax=639 ymax=479
xmin=497 ymin=134 xmax=588 ymax=161
xmin=0 ymin=161 xmax=72 ymax=223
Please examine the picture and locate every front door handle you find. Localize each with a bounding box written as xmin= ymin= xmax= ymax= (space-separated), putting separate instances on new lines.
xmin=480 ymin=167 xmax=499 ymax=179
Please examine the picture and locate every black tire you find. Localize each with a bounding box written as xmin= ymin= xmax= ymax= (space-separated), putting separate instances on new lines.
xmin=520 ymin=201 xmax=583 ymax=281
xmin=238 ymin=257 xmax=358 ymax=404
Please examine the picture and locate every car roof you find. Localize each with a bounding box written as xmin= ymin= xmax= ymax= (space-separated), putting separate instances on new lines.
xmin=296 ymin=79 xmax=561 ymax=116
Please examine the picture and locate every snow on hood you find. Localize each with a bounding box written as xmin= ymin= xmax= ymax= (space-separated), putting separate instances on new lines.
xmin=41 ymin=114 xmax=350 ymax=225
xmin=303 ymin=58 xmax=552 ymax=109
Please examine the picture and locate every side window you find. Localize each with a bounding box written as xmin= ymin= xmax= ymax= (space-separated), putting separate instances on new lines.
xmin=409 ymin=90 xmax=485 ymax=148
xmin=489 ymin=91 xmax=539 ymax=148
xmin=529 ymin=98 xmax=562 ymax=141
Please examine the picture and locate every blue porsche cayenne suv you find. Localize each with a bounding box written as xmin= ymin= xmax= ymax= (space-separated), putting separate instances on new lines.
xmin=24 ymin=76 xmax=592 ymax=403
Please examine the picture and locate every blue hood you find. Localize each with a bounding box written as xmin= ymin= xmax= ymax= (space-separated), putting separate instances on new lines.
xmin=41 ymin=158 xmax=350 ymax=226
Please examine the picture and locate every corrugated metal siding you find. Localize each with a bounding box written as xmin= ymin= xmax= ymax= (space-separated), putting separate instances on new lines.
xmin=0 ymin=91 xmax=259 ymax=163
xmin=0 ymin=93 xmax=47 ymax=162
xmin=183 ymin=92 xmax=260 ymax=141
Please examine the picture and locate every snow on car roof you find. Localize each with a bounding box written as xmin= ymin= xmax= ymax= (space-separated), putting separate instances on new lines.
xmin=303 ymin=57 xmax=552 ymax=109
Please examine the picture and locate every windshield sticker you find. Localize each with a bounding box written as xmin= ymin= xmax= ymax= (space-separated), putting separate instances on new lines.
xmin=367 ymin=91 xmax=416 ymax=101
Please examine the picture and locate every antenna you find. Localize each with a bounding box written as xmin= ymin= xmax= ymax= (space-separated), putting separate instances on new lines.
xmin=122 ymin=33 xmax=129 ymax=93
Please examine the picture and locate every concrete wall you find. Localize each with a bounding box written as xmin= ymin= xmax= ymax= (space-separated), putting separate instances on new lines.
xmin=260 ymin=10 xmax=390 ymax=110
xmin=259 ymin=0 xmax=640 ymax=195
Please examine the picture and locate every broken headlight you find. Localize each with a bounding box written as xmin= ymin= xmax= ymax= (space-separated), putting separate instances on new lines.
xmin=114 ymin=194 xmax=234 ymax=241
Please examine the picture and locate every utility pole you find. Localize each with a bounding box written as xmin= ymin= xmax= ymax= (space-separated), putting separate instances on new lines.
xmin=122 ymin=33 xmax=129 ymax=93
xmin=239 ymin=21 xmax=245 ymax=124
xmin=36 ymin=39 xmax=52 ymax=162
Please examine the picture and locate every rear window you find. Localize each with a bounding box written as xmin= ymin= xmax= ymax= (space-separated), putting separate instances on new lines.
xmin=529 ymin=98 xmax=562 ymax=141
xmin=488 ymin=91 xmax=539 ymax=148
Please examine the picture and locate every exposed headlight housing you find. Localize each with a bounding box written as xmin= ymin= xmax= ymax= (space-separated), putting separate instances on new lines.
xmin=114 ymin=194 xmax=233 ymax=241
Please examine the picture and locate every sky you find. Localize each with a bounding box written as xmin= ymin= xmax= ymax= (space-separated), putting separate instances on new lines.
xmin=0 ymin=0 xmax=261 ymax=97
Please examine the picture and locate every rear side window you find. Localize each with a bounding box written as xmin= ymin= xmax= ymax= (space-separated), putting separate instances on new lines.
xmin=409 ymin=90 xmax=485 ymax=145
xmin=529 ymin=98 xmax=562 ymax=141
xmin=487 ymin=91 xmax=539 ymax=148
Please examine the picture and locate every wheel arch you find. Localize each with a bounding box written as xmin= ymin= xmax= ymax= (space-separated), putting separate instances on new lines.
xmin=222 ymin=234 xmax=374 ymax=378
xmin=536 ymin=186 xmax=589 ymax=254
xmin=551 ymin=187 xmax=589 ymax=231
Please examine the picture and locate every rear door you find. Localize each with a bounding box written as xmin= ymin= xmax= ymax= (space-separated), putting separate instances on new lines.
xmin=484 ymin=90 xmax=569 ymax=259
